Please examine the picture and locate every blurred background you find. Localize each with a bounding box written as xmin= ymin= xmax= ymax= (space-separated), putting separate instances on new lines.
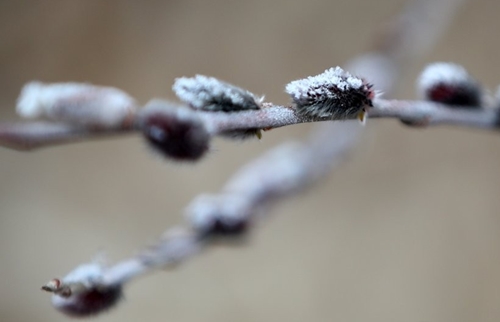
xmin=1 ymin=0 xmax=500 ymax=321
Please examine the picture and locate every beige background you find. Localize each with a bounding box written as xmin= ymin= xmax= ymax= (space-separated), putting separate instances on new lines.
xmin=1 ymin=1 xmax=500 ymax=321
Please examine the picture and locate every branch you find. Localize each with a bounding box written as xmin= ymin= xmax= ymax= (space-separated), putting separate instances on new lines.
xmin=24 ymin=0 xmax=471 ymax=317
xmin=371 ymin=99 xmax=500 ymax=129
xmin=1 ymin=97 xmax=498 ymax=151
xmin=42 ymin=88 xmax=497 ymax=317
xmin=196 ymin=98 xmax=500 ymax=131
xmin=41 ymin=121 xmax=361 ymax=317
xmin=0 ymin=122 xmax=134 ymax=151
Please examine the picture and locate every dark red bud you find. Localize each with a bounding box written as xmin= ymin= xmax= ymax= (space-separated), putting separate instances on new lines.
xmin=143 ymin=112 xmax=209 ymax=161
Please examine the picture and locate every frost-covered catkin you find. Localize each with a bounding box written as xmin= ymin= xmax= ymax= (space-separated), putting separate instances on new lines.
xmin=173 ymin=75 xmax=264 ymax=139
xmin=417 ymin=62 xmax=483 ymax=107
xmin=187 ymin=194 xmax=251 ymax=237
xmin=47 ymin=263 xmax=122 ymax=317
xmin=173 ymin=75 xmax=262 ymax=112
xmin=285 ymin=67 xmax=374 ymax=122
xmin=16 ymin=82 xmax=137 ymax=127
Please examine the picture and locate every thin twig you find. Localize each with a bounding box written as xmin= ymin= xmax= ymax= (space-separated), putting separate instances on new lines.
xmin=371 ymin=99 xmax=499 ymax=129
xmin=32 ymin=0 xmax=471 ymax=317
xmin=0 ymin=98 xmax=498 ymax=151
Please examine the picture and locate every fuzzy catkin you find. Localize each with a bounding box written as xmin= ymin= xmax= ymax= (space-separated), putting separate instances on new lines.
xmin=286 ymin=67 xmax=373 ymax=120
xmin=173 ymin=75 xmax=261 ymax=112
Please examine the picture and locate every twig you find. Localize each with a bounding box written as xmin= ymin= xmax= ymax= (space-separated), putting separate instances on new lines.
xmin=1 ymin=97 xmax=498 ymax=151
xmin=31 ymin=0 xmax=471 ymax=317
xmin=41 ymin=121 xmax=361 ymax=317
xmin=371 ymin=99 xmax=499 ymax=129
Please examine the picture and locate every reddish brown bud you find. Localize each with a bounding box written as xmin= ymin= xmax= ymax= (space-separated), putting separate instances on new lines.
xmin=140 ymin=100 xmax=210 ymax=161
xmin=44 ymin=263 xmax=123 ymax=317
xmin=418 ymin=62 xmax=483 ymax=108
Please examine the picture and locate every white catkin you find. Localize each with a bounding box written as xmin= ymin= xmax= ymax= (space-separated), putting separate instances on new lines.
xmin=17 ymin=82 xmax=137 ymax=127
xmin=173 ymin=75 xmax=261 ymax=112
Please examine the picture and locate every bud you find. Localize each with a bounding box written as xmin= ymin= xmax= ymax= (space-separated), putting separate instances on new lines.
xmin=139 ymin=100 xmax=210 ymax=161
xmin=417 ymin=62 xmax=483 ymax=107
xmin=43 ymin=263 xmax=122 ymax=317
xmin=285 ymin=67 xmax=374 ymax=122
xmin=187 ymin=194 xmax=251 ymax=238
xmin=17 ymin=81 xmax=137 ymax=128
xmin=173 ymin=75 xmax=262 ymax=112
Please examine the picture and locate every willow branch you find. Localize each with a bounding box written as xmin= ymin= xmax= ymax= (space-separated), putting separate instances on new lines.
xmin=42 ymin=121 xmax=361 ymax=317
xmin=1 ymin=97 xmax=497 ymax=151
xmin=31 ymin=0 xmax=472 ymax=317
xmin=202 ymin=99 xmax=500 ymax=131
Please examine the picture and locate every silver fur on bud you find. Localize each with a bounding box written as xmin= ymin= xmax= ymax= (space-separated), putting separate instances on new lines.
xmin=285 ymin=67 xmax=373 ymax=120
xmin=17 ymin=82 xmax=137 ymax=127
xmin=173 ymin=75 xmax=262 ymax=112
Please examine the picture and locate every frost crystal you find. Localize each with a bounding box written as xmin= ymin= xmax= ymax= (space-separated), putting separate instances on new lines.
xmin=417 ymin=62 xmax=482 ymax=107
xmin=285 ymin=67 xmax=373 ymax=120
xmin=173 ymin=75 xmax=261 ymax=112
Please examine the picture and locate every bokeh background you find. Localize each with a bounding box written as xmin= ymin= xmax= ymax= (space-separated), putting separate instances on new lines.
xmin=1 ymin=0 xmax=500 ymax=321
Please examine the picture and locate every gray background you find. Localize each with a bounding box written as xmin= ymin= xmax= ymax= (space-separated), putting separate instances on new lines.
xmin=1 ymin=1 xmax=500 ymax=321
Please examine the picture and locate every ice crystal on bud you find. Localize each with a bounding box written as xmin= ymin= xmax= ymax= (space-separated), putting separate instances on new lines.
xmin=285 ymin=67 xmax=373 ymax=121
xmin=139 ymin=100 xmax=210 ymax=161
xmin=417 ymin=62 xmax=483 ymax=107
xmin=17 ymin=82 xmax=137 ymax=127
xmin=173 ymin=75 xmax=262 ymax=112
xmin=47 ymin=262 xmax=122 ymax=317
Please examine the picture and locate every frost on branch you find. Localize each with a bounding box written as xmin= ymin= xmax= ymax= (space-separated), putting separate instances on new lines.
xmin=17 ymin=82 xmax=137 ymax=128
xmin=417 ymin=62 xmax=483 ymax=107
xmin=42 ymin=262 xmax=122 ymax=318
xmin=138 ymin=100 xmax=210 ymax=161
xmin=285 ymin=66 xmax=374 ymax=122
xmin=173 ymin=75 xmax=262 ymax=112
